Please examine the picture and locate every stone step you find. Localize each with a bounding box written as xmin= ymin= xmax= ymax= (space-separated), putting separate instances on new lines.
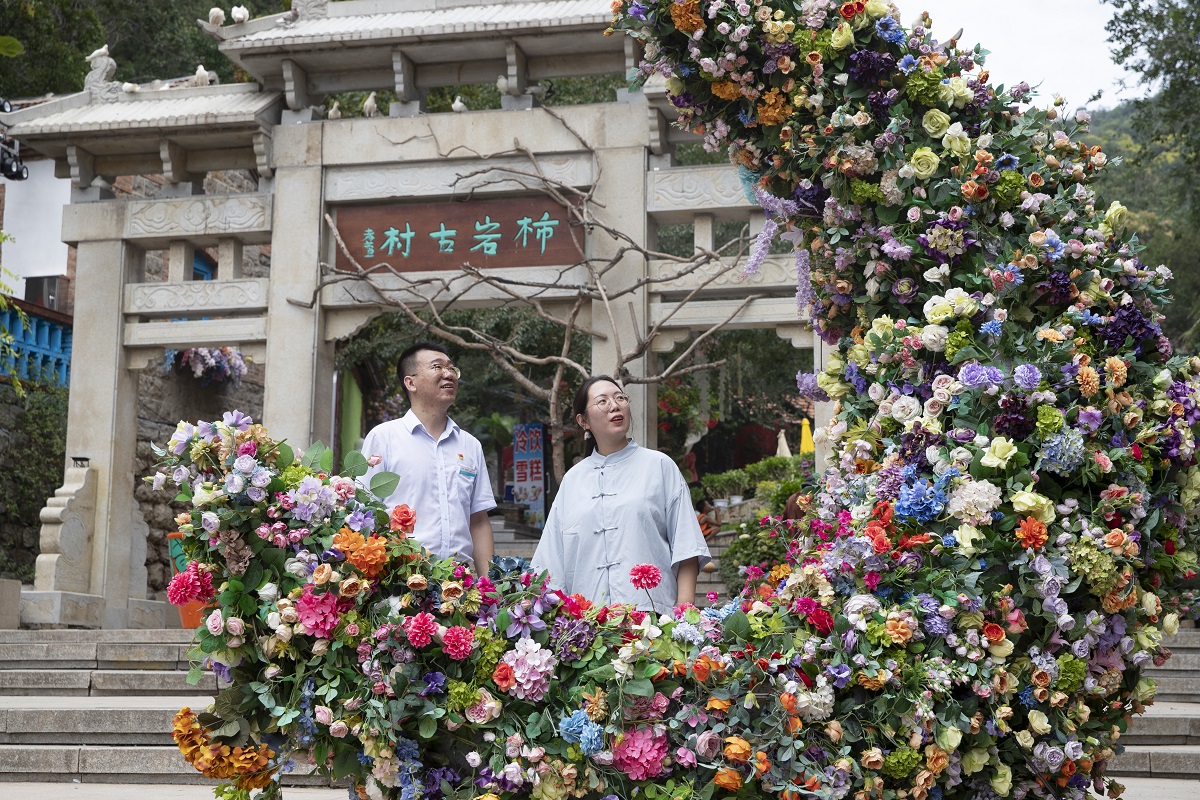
xmin=1110 ymin=744 xmax=1200 ymax=779
xmin=0 ymin=641 xmax=193 ymax=671
xmin=1142 ymin=674 xmax=1200 ymax=703
xmin=0 ymin=629 xmax=194 ymax=644
xmin=0 ymin=670 xmax=216 ymax=697
xmin=0 ymin=744 xmax=332 ymax=785
xmin=0 ymin=696 xmax=213 ymax=745
xmin=1125 ymin=702 xmax=1200 ymax=745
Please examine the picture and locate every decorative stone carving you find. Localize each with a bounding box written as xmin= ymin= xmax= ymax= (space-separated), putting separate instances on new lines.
xmin=20 ymin=590 xmax=104 ymax=628
xmin=294 ymin=0 xmax=329 ymax=18
xmin=83 ymin=45 xmax=119 ymax=103
xmin=126 ymin=195 xmax=272 ymax=241
xmin=124 ymin=316 xmax=269 ymax=348
xmin=647 ymin=166 xmax=751 ymax=215
xmin=647 ymin=255 xmax=795 ymax=292
xmin=126 ymin=278 xmax=269 ymax=316
xmin=325 ymin=156 xmax=593 ymax=202
xmin=34 ymin=467 xmax=97 ymax=594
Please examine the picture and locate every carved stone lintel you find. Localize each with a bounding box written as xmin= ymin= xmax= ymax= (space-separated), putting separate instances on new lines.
xmin=325 ymin=156 xmax=592 ymax=202
xmin=282 ymin=59 xmax=309 ymax=111
xmin=775 ymin=323 xmax=814 ymax=348
xmin=325 ymin=306 xmax=386 ymax=342
xmin=34 ymin=467 xmax=97 ymax=595
xmin=294 ymin=0 xmax=329 ymax=18
xmin=125 ymin=194 xmax=272 ymax=241
xmin=647 ymin=165 xmax=752 ymax=217
xmin=125 ymin=278 xmax=269 ymax=316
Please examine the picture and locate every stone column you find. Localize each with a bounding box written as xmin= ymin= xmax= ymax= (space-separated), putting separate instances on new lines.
xmin=812 ymin=334 xmax=835 ymax=472
xmin=591 ymin=110 xmax=651 ymax=445
xmin=23 ymin=200 xmax=161 ymax=628
xmin=262 ymin=123 xmax=332 ymax=449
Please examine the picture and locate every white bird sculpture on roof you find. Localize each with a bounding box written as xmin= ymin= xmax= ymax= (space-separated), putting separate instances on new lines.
xmin=190 ymin=64 xmax=211 ymax=87
xmin=231 ymin=5 xmax=250 ymax=24
xmin=208 ymin=7 xmax=225 ymax=26
xmin=327 ymin=100 xmax=341 ymax=120
xmin=362 ymin=92 xmax=378 ymax=118
xmin=451 ymin=95 xmax=467 ymax=113
xmin=121 ymin=82 xmax=139 ymax=93
xmin=85 ymin=44 xmax=109 ymax=62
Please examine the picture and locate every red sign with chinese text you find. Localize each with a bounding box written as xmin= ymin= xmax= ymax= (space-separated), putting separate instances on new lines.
xmin=334 ymin=197 xmax=583 ymax=272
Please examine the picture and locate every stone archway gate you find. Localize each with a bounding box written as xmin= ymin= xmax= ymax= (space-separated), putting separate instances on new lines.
xmin=2 ymin=0 xmax=828 ymax=628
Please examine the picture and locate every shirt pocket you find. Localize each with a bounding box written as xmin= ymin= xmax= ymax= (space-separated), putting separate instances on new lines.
xmin=447 ymin=459 xmax=478 ymax=506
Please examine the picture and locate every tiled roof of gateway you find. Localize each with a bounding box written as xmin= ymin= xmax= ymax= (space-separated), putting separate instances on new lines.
xmin=5 ymin=85 xmax=281 ymax=136
xmin=226 ymin=0 xmax=612 ymax=47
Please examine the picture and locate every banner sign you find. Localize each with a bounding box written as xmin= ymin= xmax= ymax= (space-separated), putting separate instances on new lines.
xmin=512 ymin=422 xmax=546 ymax=529
xmin=334 ymin=197 xmax=582 ymax=272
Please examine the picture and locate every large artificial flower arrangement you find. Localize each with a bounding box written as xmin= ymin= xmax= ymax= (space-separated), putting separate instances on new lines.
xmin=605 ymin=0 xmax=1200 ymax=798
xmin=157 ymin=3 xmax=1200 ymax=800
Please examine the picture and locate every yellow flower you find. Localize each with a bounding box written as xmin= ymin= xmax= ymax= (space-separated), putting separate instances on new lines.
xmin=909 ymin=147 xmax=941 ymax=180
xmin=830 ymin=21 xmax=855 ymax=49
xmin=1011 ymin=490 xmax=1055 ymax=524
xmin=1026 ymin=709 xmax=1051 ymax=735
xmin=980 ymin=437 xmax=1017 ymax=469
xmin=922 ymin=109 xmax=952 ymax=138
xmin=941 ymin=122 xmax=971 ymax=156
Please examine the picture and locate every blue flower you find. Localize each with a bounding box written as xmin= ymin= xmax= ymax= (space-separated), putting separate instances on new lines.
xmin=995 ymin=153 xmax=1019 ymax=171
xmin=1038 ymin=428 xmax=1086 ymax=476
xmin=579 ymin=721 xmax=605 ymax=756
xmin=559 ymin=709 xmax=591 ymax=743
xmin=980 ymin=320 xmax=1003 ymax=337
xmin=897 ymin=54 xmax=918 ymax=74
xmin=875 ymin=16 xmax=905 ymax=44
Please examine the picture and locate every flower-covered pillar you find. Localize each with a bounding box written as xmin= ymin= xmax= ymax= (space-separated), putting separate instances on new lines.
xmin=262 ymin=123 xmax=335 ymax=451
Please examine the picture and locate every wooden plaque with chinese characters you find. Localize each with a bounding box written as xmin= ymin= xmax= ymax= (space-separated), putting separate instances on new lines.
xmin=334 ymin=197 xmax=583 ymax=272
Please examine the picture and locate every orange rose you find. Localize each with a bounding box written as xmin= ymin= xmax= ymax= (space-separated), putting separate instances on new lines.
xmin=982 ymin=622 xmax=1006 ymax=644
xmin=714 ymin=767 xmax=743 ymax=791
xmin=706 ymin=697 xmax=732 ymax=713
xmin=786 ymin=715 xmax=803 ymax=734
xmin=884 ymin=618 xmax=912 ymax=645
xmin=779 ymin=692 xmax=799 ymax=714
xmin=723 ymin=737 xmax=752 ymax=764
xmin=753 ymin=751 xmax=770 ymax=777
xmin=389 ymin=504 xmax=416 ymax=534
xmin=492 ymin=661 xmax=516 ymax=690
xmin=1104 ymin=529 xmax=1127 ymax=550
xmin=924 ymin=744 xmax=949 ymax=775
xmin=312 ymin=563 xmax=333 ymax=585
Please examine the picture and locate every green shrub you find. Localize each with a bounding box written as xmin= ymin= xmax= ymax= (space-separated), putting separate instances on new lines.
xmin=718 ymin=519 xmax=790 ymax=596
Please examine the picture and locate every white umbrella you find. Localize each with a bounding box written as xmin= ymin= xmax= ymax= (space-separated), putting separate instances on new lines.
xmin=776 ymin=429 xmax=792 ymax=458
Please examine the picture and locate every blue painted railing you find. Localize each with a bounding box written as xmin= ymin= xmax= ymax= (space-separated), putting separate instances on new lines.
xmin=1 ymin=299 xmax=72 ymax=386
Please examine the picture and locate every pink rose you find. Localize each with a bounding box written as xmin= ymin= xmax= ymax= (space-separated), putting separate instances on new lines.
xmin=367 ymin=454 xmax=383 ymax=467
xmin=329 ymin=476 xmax=356 ymax=501
xmin=315 ymin=705 xmax=333 ymax=725
xmin=226 ymin=617 xmax=245 ymax=637
xmin=205 ymin=609 xmax=224 ymax=635
xmin=329 ymin=720 xmax=349 ymax=738
xmin=695 ymin=730 xmax=721 ymax=759
xmin=675 ymin=747 xmax=697 ymax=768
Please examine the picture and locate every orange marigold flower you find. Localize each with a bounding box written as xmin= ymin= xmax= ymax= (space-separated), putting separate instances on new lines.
xmin=757 ymin=89 xmax=789 ymax=127
xmin=333 ymin=527 xmax=365 ymax=553
xmin=669 ymin=0 xmax=705 ymax=33
xmin=1015 ymin=517 xmax=1048 ymax=549
xmin=1077 ymin=365 xmax=1100 ymax=398
xmin=347 ymin=535 xmax=388 ymax=578
xmin=710 ymin=80 xmax=742 ymax=101
xmin=1105 ymin=356 xmax=1128 ymax=387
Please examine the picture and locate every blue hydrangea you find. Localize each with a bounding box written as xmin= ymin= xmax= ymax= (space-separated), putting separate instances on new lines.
xmin=980 ymin=320 xmax=1003 ymax=337
xmin=559 ymin=709 xmax=590 ymax=743
xmin=672 ymin=621 xmax=705 ymax=645
xmin=579 ymin=720 xmax=605 ymax=756
xmin=1038 ymin=428 xmax=1085 ymax=476
xmin=894 ymin=480 xmax=947 ymax=524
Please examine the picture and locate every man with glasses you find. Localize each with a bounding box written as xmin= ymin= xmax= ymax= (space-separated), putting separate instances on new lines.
xmin=362 ymin=341 xmax=495 ymax=574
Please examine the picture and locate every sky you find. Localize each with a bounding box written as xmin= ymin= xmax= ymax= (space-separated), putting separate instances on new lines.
xmin=903 ymin=0 xmax=1147 ymax=110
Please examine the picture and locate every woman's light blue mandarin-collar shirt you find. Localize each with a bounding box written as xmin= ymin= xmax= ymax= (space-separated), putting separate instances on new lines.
xmin=531 ymin=440 xmax=710 ymax=610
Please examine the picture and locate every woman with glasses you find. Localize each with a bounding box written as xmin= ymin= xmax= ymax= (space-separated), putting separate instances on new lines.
xmin=531 ymin=376 xmax=710 ymax=611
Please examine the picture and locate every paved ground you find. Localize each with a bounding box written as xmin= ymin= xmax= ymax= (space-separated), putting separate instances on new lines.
xmin=4 ymin=778 xmax=1198 ymax=800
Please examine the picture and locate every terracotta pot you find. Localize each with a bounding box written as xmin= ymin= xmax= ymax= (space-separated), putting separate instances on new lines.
xmin=167 ymin=532 xmax=211 ymax=629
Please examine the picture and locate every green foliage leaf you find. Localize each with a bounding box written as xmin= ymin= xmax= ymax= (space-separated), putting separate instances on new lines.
xmin=369 ymin=470 xmax=400 ymax=500
xmin=0 ymin=36 xmax=25 ymax=57
xmin=418 ymin=714 xmax=438 ymax=739
xmin=341 ymin=450 xmax=369 ymax=478
xmin=275 ymin=442 xmax=294 ymax=468
xmin=301 ymin=441 xmax=327 ymax=470
xmin=623 ymin=677 xmax=655 ymax=697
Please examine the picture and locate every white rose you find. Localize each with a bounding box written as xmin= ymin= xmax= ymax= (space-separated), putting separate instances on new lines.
xmin=942 ymin=121 xmax=971 ymax=155
xmin=868 ymin=383 xmax=885 ymax=403
xmin=924 ymin=399 xmax=945 ymax=417
xmin=921 ymin=324 xmax=950 ymax=351
xmin=891 ymin=395 xmax=922 ymax=423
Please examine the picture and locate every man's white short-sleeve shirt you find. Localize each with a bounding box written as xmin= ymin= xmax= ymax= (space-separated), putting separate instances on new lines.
xmin=361 ymin=409 xmax=495 ymax=563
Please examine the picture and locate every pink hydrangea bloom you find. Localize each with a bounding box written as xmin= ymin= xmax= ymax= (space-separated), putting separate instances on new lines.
xmin=442 ymin=625 xmax=475 ymax=661
xmin=501 ymin=637 xmax=558 ymax=702
xmin=296 ymin=585 xmax=340 ymax=638
xmin=402 ymin=612 xmax=438 ymax=648
xmin=612 ymin=726 xmax=668 ymax=780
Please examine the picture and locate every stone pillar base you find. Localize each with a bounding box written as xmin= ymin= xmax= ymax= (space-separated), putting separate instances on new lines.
xmin=20 ymin=590 xmax=104 ymax=628
xmin=0 ymin=579 xmax=22 ymax=629
xmin=128 ymin=598 xmax=173 ymax=629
